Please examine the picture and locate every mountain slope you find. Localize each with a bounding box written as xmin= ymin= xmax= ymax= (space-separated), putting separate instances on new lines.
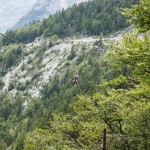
xmin=1 ymin=0 xmax=150 ymax=149
xmin=2 ymin=0 xmax=137 ymax=46
xmin=0 ymin=0 xmax=88 ymax=32
xmin=0 ymin=28 xmax=126 ymax=100
xmin=13 ymin=0 xmax=89 ymax=29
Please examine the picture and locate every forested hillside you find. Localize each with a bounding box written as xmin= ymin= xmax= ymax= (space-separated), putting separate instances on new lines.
xmin=0 ymin=0 xmax=150 ymax=149
xmin=1 ymin=0 xmax=137 ymax=45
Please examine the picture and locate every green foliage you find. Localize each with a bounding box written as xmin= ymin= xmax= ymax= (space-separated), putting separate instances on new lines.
xmin=36 ymin=46 xmax=44 ymax=66
xmin=67 ymin=47 xmax=76 ymax=60
xmin=8 ymin=82 xmax=15 ymax=91
xmin=2 ymin=22 xmax=42 ymax=45
xmin=24 ymin=129 xmax=55 ymax=150
xmin=123 ymin=0 xmax=150 ymax=32
xmin=48 ymin=41 xmax=53 ymax=48
xmin=24 ymin=89 xmax=150 ymax=149
xmin=24 ymin=1 xmax=150 ymax=149
xmin=107 ymin=32 xmax=150 ymax=87
xmin=0 ymin=78 xmax=4 ymax=88
xmin=16 ymin=83 xmax=26 ymax=91
xmin=0 ymin=139 xmax=7 ymax=150
xmin=1 ymin=44 xmax=23 ymax=68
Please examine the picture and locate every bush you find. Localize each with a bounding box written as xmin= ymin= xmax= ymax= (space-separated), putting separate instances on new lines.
xmin=0 ymin=78 xmax=4 ymax=88
xmin=17 ymin=83 xmax=26 ymax=91
xmin=3 ymin=44 xmax=23 ymax=68
xmin=8 ymin=82 xmax=15 ymax=91
xmin=67 ymin=48 xmax=76 ymax=60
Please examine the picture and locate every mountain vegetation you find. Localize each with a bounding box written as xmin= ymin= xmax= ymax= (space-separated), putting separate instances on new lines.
xmin=0 ymin=0 xmax=150 ymax=149
xmin=1 ymin=0 xmax=137 ymax=45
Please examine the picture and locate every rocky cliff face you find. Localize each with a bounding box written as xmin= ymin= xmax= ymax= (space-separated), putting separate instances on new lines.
xmin=12 ymin=0 xmax=89 ymax=29
xmin=0 ymin=36 xmax=99 ymax=98
xmin=0 ymin=0 xmax=88 ymax=32
xmin=0 ymin=29 xmax=125 ymax=99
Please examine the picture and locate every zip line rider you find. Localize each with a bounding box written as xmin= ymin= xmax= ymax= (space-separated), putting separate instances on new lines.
xmin=72 ymin=71 xmax=80 ymax=85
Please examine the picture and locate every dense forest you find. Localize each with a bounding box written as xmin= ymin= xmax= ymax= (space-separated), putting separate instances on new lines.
xmin=1 ymin=0 xmax=138 ymax=45
xmin=0 ymin=0 xmax=150 ymax=149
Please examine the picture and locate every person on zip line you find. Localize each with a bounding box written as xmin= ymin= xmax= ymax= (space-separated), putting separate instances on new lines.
xmin=72 ymin=70 xmax=80 ymax=85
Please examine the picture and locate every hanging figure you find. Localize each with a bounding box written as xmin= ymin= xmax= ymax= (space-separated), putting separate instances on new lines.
xmin=72 ymin=71 xmax=79 ymax=86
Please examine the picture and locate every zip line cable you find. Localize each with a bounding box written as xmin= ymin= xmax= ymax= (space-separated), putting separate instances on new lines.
xmin=0 ymin=32 xmax=34 ymax=69
xmin=0 ymin=32 xmax=32 ymax=50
